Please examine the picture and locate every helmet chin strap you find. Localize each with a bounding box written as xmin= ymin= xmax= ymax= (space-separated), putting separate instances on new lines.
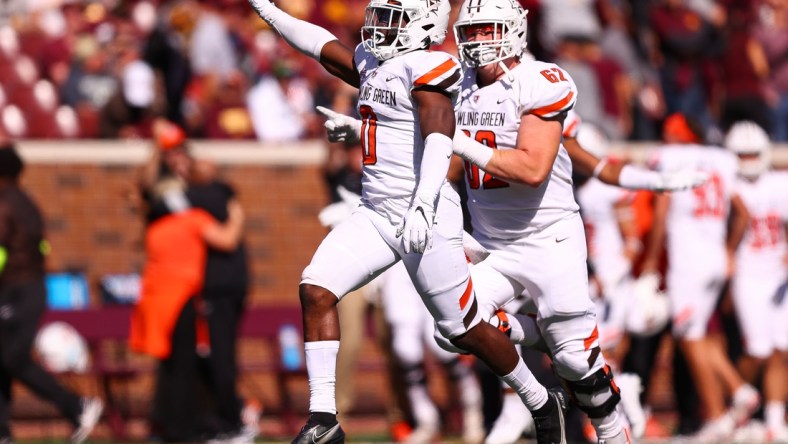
xmin=498 ymin=60 xmax=515 ymax=83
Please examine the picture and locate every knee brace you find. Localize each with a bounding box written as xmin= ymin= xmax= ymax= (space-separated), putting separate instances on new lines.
xmin=564 ymin=365 xmax=621 ymax=419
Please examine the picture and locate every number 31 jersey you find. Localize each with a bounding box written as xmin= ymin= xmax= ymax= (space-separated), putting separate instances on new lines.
xmin=456 ymin=60 xmax=579 ymax=240
xmin=353 ymin=45 xmax=463 ymax=223
xmin=649 ymin=146 xmax=738 ymax=269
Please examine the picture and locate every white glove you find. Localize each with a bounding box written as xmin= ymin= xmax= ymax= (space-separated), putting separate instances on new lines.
xmin=658 ymin=169 xmax=709 ymax=192
xmin=316 ymin=106 xmax=362 ymax=144
xmin=247 ymin=0 xmax=276 ymax=21
xmin=396 ymin=194 xmax=436 ymax=254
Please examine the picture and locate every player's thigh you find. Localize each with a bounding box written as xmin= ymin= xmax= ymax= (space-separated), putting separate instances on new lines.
xmin=667 ymin=269 xmax=725 ymax=340
xmin=521 ymin=215 xmax=595 ymax=320
xmin=301 ymin=210 xmax=398 ymax=300
xmin=732 ymin=274 xmax=781 ymax=358
xmin=470 ymin=259 xmax=524 ymax=321
xmin=402 ymin=194 xmax=476 ymax=338
xmin=380 ymin=262 xmax=426 ymax=328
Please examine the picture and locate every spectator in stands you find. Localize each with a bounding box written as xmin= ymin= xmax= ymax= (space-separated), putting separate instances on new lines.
xmin=143 ymin=2 xmax=194 ymax=128
xmin=246 ymin=41 xmax=312 ymax=143
xmin=536 ymin=0 xmax=602 ymax=58
xmin=136 ymin=119 xmax=256 ymax=441
xmin=0 ymin=142 xmax=103 ymax=444
xmin=129 ymin=148 xmax=244 ymax=441
xmin=753 ymin=0 xmax=788 ymax=141
xmin=717 ymin=1 xmax=773 ymax=133
xmin=648 ymin=0 xmax=727 ymax=132
xmin=99 ymin=36 xmax=164 ymax=139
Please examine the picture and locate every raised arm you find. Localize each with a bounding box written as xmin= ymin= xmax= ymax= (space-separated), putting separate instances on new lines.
xmin=202 ymin=200 xmax=245 ymax=252
xmin=247 ymin=0 xmax=359 ymax=87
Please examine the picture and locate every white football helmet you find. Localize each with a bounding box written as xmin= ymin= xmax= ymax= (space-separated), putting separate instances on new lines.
xmin=724 ymin=120 xmax=771 ymax=179
xmin=361 ymin=0 xmax=450 ymax=61
xmin=34 ymin=321 xmax=89 ymax=373
xmin=576 ymin=122 xmax=609 ymax=160
xmin=627 ymin=273 xmax=671 ymax=337
xmin=454 ymin=0 xmax=528 ymax=67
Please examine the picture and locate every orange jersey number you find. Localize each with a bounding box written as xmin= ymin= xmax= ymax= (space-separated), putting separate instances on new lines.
xmin=692 ymin=173 xmax=724 ymax=218
xmin=360 ymin=105 xmax=378 ymax=165
xmin=463 ymin=130 xmax=509 ymax=190
xmin=749 ymin=213 xmax=782 ymax=250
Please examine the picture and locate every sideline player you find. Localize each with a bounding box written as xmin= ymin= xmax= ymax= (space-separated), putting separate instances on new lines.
xmin=246 ymin=1 xmax=566 ymax=442
xmin=641 ymin=113 xmax=759 ymax=441
xmin=725 ymin=121 xmax=788 ymax=441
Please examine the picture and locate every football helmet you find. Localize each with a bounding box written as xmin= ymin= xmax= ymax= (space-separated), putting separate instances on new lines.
xmin=362 ymin=0 xmax=450 ymax=61
xmin=35 ymin=321 xmax=89 ymax=373
xmin=627 ymin=273 xmax=670 ymax=337
xmin=454 ymin=0 xmax=528 ymax=67
xmin=576 ymin=122 xmax=609 ymax=160
xmin=724 ymin=120 xmax=771 ymax=179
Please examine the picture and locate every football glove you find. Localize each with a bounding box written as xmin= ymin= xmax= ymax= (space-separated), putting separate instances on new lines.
xmin=396 ymin=194 xmax=436 ymax=254
xmin=658 ymin=169 xmax=709 ymax=192
xmin=316 ymin=106 xmax=362 ymax=143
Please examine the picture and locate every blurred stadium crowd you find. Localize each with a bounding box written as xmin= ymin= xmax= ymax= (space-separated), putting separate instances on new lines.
xmin=0 ymin=0 xmax=784 ymax=143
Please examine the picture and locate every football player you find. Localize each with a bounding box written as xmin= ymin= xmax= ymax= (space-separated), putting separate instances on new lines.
xmin=447 ymin=2 xmax=628 ymax=441
xmin=725 ymin=121 xmax=788 ymax=442
xmin=246 ymin=1 xmax=563 ymax=442
xmin=641 ymin=113 xmax=759 ymax=441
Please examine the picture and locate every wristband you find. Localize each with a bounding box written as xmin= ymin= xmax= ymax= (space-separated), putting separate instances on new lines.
xmin=592 ymin=158 xmax=608 ymax=178
xmin=453 ymin=130 xmax=494 ymax=168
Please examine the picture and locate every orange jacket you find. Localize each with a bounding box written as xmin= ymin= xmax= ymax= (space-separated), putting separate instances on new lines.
xmin=129 ymin=209 xmax=216 ymax=359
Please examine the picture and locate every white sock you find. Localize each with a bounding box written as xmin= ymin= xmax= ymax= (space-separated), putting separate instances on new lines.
xmin=501 ymin=359 xmax=548 ymax=411
xmin=305 ymin=341 xmax=340 ymax=414
xmin=765 ymin=401 xmax=786 ymax=430
xmin=591 ymin=409 xmax=626 ymax=441
xmin=408 ymin=383 xmax=440 ymax=428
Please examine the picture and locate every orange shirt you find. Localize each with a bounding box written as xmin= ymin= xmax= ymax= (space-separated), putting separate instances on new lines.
xmin=130 ymin=209 xmax=216 ymax=359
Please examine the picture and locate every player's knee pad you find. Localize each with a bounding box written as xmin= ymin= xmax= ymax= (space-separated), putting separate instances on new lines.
xmin=552 ymin=345 xmax=603 ymax=381
xmin=564 ymin=365 xmax=621 ymax=419
xmin=432 ymin=325 xmax=470 ymax=355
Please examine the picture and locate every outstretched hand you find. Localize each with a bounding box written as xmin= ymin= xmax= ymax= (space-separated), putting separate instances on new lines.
xmin=316 ymin=106 xmax=362 ymax=144
xmin=247 ymin=0 xmax=278 ymax=23
xmin=658 ymin=170 xmax=709 ymax=192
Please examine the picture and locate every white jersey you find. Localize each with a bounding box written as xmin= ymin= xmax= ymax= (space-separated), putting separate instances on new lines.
xmin=563 ymin=109 xmax=582 ymax=139
xmin=577 ymin=179 xmax=634 ymax=286
xmin=456 ymin=59 xmax=579 ymax=239
xmin=354 ymin=45 xmax=463 ymax=223
xmin=649 ymin=145 xmax=738 ymax=270
xmin=735 ymin=171 xmax=788 ymax=276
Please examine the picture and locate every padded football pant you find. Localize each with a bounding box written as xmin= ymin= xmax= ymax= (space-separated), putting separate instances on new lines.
xmin=0 ymin=280 xmax=82 ymax=438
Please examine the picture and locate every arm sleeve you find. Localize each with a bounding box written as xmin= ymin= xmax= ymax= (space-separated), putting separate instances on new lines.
xmin=248 ymin=0 xmax=338 ymax=60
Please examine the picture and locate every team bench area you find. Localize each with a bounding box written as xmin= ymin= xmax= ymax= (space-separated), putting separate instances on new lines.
xmin=36 ymin=305 xmax=387 ymax=440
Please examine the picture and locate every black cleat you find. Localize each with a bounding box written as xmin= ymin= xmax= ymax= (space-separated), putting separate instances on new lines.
xmin=291 ymin=420 xmax=345 ymax=444
xmin=531 ymin=387 xmax=568 ymax=444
